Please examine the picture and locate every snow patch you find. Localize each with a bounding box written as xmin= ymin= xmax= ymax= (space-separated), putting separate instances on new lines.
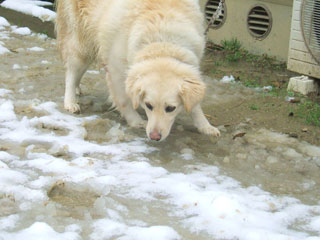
xmin=0 ymin=16 xmax=10 ymax=27
xmin=0 ymin=222 xmax=80 ymax=240
xmin=12 ymin=64 xmax=21 ymax=69
xmin=90 ymin=219 xmax=180 ymax=240
xmin=0 ymin=41 xmax=9 ymax=54
xmin=87 ymin=70 xmax=100 ymax=75
xmin=41 ymin=60 xmax=50 ymax=64
xmin=1 ymin=0 xmax=56 ymax=22
xmin=12 ymin=26 xmax=31 ymax=35
xmin=27 ymin=46 xmax=45 ymax=52
xmin=221 ymin=75 xmax=235 ymax=83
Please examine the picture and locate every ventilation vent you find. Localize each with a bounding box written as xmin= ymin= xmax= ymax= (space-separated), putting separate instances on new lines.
xmin=205 ymin=0 xmax=227 ymax=29
xmin=247 ymin=5 xmax=272 ymax=39
xmin=301 ymin=0 xmax=320 ymax=64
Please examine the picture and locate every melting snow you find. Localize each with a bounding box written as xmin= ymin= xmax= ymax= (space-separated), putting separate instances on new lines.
xmin=0 ymin=16 xmax=10 ymax=27
xmin=220 ymin=75 xmax=235 ymax=83
xmin=12 ymin=26 xmax=31 ymax=35
xmin=1 ymin=86 xmax=320 ymax=239
xmin=0 ymin=42 xmax=9 ymax=54
xmin=1 ymin=0 xmax=56 ymax=22
xmin=27 ymin=46 xmax=45 ymax=52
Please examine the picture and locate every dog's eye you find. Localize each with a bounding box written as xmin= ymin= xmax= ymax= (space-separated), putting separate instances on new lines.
xmin=165 ymin=106 xmax=176 ymax=113
xmin=145 ymin=102 xmax=153 ymax=111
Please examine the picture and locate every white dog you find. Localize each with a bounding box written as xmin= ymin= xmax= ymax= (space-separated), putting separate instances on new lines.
xmin=55 ymin=0 xmax=220 ymax=141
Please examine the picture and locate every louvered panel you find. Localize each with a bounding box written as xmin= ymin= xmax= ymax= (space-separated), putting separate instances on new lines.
xmin=248 ymin=20 xmax=270 ymax=26
xmin=248 ymin=14 xmax=270 ymax=20
xmin=204 ymin=0 xmax=226 ymax=29
xmin=288 ymin=0 xmax=320 ymax=78
xmin=301 ymin=0 xmax=320 ymax=63
xmin=247 ymin=5 xmax=272 ymax=39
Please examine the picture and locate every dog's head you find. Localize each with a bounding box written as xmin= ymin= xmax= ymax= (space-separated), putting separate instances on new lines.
xmin=126 ymin=58 xmax=205 ymax=141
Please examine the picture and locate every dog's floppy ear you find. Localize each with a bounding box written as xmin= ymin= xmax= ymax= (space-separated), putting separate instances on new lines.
xmin=126 ymin=73 xmax=145 ymax=109
xmin=180 ymin=76 xmax=206 ymax=112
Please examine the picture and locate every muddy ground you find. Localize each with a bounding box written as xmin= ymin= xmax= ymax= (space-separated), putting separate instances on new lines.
xmin=0 ymin=26 xmax=318 ymax=199
xmin=201 ymin=45 xmax=320 ymax=146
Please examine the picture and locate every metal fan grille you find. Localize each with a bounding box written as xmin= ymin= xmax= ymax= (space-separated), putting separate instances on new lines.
xmin=247 ymin=5 xmax=272 ymax=39
xmin=205 ymin=0 xmax=227 ymax=29
xmin=301 ymin=0 xmax=320 ymax=63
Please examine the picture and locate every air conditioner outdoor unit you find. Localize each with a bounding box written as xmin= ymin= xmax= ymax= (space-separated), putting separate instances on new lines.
xmin=287 ymin=0 xmax=320 ymax=79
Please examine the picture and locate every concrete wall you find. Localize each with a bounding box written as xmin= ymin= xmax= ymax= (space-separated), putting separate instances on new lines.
xmin=200 ymin=0 xmax=293 ymax=61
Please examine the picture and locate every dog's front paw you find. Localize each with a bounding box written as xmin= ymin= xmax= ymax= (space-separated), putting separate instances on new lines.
xmin=64 ymin=102 xmax=81 ymax=114
xmin=198 ymin=125 xmax=221 ymax=137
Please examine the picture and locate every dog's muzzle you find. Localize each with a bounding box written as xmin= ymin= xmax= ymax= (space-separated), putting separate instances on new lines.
xmin=149 ymin=130 xmax=162 ymax=141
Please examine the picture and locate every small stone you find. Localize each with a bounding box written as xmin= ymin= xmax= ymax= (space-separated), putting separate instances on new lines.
xmin=176 ymin=125 xmax=184 ymax=132
xmin=313 ymin=157 xmax=320 ymax=167
xmin=180 ymin=148 xmax=194 ymax=155
xmin=266 ymin=156 xmax=278 ymax=164
xmin=236 ymin=153 xmax=247 ymax=160
xmin=218 ymin=125 xmax=227 ymax=132
xmin=49 ymin=144 xmax=69 ymax=157
xmin=302 ymin=128 xmax=308 ymax=132
xmin=245 ymin=118 xmax=252 ymax=123
xmin=223 ymin=156 xmax=230 ymax=163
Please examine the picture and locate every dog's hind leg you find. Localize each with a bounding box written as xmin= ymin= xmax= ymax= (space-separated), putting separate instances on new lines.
xmin=191 ymin=104 xmax=221 ymax=137
xmin=107 ymin=64 xmax=146 ymax=128
xmin=64 ymin=57 xmax=90 ymax=113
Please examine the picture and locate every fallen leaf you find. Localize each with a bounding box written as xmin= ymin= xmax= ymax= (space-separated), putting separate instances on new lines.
xmin=290 ymin=98 xmax=300 ymax=103
xmin=272 ymin=81 xmax=280 ymax=88
xmin=205 ymin=114 xmax=216 ymax=120
xmin=289 ymin=133 xmax=298 ymax=138
xmin=233 ymin=132 xmax=246 ymax=140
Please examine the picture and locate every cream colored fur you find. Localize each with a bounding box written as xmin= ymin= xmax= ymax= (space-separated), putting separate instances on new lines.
xmin=55 ymin=0 xmax=220 ymax=141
